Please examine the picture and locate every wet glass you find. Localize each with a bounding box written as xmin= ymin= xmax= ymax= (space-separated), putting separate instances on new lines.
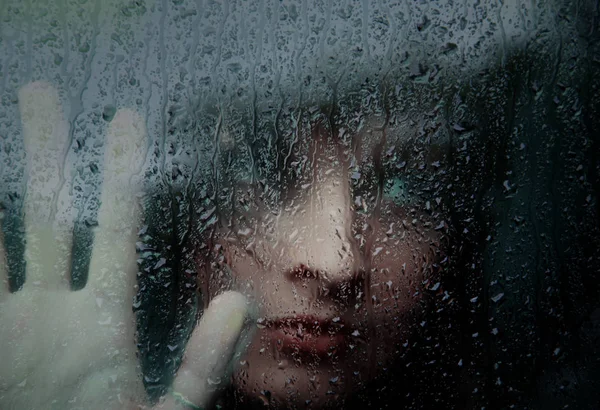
xmin=1 ymin=0 xmax=599 ymax=409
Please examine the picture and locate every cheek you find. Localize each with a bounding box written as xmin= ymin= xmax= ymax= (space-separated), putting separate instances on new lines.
xmin=368 ymin=219 xmax=430 ymax=306
xmin=368 ymin=243 xmax=424 ymax=344
xmin=203 ymin=242 xmax=268 ymax=308
xmin=366 ymin=216 xmax=440 ymax=361
xmin=197 ymin=243 xmax=243 ymax=303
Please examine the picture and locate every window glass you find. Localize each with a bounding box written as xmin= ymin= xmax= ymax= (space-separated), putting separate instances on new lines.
xmin=1 ymin=1 xmax=599 ymax=409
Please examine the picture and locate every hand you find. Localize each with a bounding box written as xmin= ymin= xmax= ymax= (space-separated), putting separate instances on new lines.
xmin=0 ymin=81 xmax=247 ymax=410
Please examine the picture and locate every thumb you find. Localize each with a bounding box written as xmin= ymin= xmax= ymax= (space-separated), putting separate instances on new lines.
xmin=156 ymin=291 xmax=248 ymax=409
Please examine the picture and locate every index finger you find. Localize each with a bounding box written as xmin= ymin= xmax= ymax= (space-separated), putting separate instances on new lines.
xmin=160 ymin=291 xmax=249 ymax=409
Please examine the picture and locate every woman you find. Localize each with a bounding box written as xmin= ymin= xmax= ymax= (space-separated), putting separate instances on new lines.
xmin=2 ymin=1 xmax=600 ymax=408
xmin=133 ymin=74 xmax=458 ymax=409
xmin=152 ymin=47 xmax=600 ymax=409
xmin=196 ymin=113 xmax=447 ymax=409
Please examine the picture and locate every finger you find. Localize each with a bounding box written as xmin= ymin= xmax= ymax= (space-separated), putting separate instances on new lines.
xmin=167 ymin=291 xmax=248 ymax=408
xmin=18 ymin=81 xmax=73 ymax=291
xmin=87 ymin=108 xmax=146 ymax=307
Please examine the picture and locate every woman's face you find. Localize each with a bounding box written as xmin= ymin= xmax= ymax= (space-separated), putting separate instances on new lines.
xmin=206 ymin=127 xmax=443 ymax=408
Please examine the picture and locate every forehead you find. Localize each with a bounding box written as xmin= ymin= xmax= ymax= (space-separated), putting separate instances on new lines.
xmin=223 ymin=105 xmax=445 ymax=194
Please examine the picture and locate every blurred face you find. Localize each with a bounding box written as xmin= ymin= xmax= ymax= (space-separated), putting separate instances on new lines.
xmin=204 ymin=125 xmax=443 ymax=409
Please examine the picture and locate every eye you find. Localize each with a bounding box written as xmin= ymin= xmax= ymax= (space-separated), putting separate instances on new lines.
xmin=383 ymin=176 xmax=412 ymax=207
xmin=381 ymin=151 xmax=420 ymax=210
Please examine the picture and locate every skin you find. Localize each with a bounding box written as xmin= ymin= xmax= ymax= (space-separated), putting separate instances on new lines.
xmin=0 ymin=81 xmax=442 ymax=410
xmin=206 ymin=129 xmax=443 ymax=408
xmin=0 ymin=81 xmax=248 ymax=410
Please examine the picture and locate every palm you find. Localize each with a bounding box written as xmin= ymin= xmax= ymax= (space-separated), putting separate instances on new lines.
xmin=0 ymin=287 xmax=141 ymax=409
xmin=0 ymin=82 xmax=248 ymax=410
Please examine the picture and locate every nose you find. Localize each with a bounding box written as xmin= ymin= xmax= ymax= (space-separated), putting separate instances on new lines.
xmin=277 ymin=171 xmax=358 ymax=285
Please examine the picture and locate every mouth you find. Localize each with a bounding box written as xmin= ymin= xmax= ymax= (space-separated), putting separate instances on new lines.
xmin=259 ymin=315 xmax=348 ymax=359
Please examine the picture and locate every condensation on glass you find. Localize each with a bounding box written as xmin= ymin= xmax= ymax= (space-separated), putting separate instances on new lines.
xmin=1 ymin=0 xmax=599 ymax=409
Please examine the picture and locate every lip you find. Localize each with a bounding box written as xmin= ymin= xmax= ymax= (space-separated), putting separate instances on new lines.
xmin=261 ymin=315 xmax=348 ymax=359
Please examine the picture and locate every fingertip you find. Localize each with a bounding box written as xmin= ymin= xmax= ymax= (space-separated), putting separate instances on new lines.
xmin=170 ymin=291 xmax=249 ymax=406
xmin=105 ymin=108 xmax=147 ymax=175
xmin=198 ymin=291 xmax=249 ymax=349
xmin=98 ymin=107 xmax=147 ymax=219
xmin=18 ymin=80 xmax=56 ymax=102
xmin=209 ymin=290 xmax=248 ymax=311
xmin=18 ymin=81 xmax=65 ymax=150
xmin=18 ymin=81 xmax=60 ymax=120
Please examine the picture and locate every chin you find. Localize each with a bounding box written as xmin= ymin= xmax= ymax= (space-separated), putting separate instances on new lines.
xmin=228 ymin=304 xmax=423 ymax=410
xmin=230 ymin=325 xmax=374 ymax=409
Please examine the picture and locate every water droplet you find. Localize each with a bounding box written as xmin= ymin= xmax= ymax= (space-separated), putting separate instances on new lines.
xmin=207 ymin=376 xmax=222 ymax=386
xmin=102 ymin=105 xmax=116 ymax=122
